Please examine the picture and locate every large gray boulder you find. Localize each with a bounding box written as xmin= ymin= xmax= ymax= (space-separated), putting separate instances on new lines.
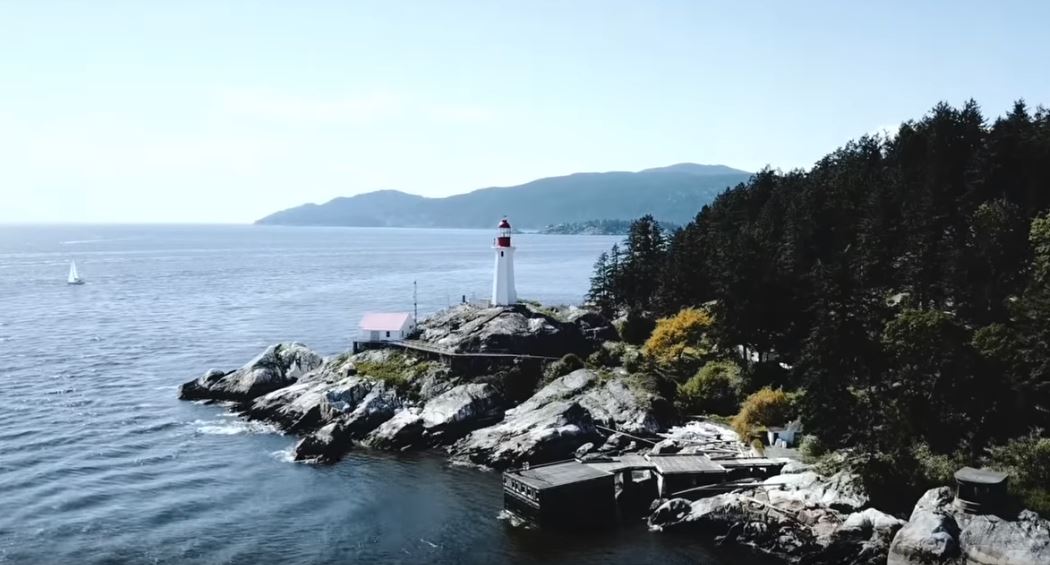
xmin=363 ymin=408 xmax=425 ymax=450
xmin=179 ymin=343 xmax=324 ymax=402
xmin=763 ymin=470 xmax=869 ymax=512
xmin=419 ymin=383 xmax=503 ymax=443
xmin=329 ymin=383 xmax=402 ymax=438
xmin=416 ymin=304 xmax=593 ymax=357
xmin=888 ymin=486 xmax=1050 ymax=565
xmin=293 ymin=422 xmax=352 ymax=463
xmin=523 ymin=369 xmax=671 ymax=434
xmin=447 ymin=368 xmax=671 ymax=468
xmin=450 ymin=400 xmax=600 ymax=469
xmin=648 ymin=471 xmax=904 ymax=564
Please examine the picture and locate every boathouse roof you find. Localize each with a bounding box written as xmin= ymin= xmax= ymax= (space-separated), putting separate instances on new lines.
xmin=582 ymin=454 xmax=654 ymax=474
xmin=955 ymin=467 xmax=1008 ymax=485
xmin=509 ymin=461 xmax=612 ymax=490
xmin=648 ymin=455 xmax=725 ymax=475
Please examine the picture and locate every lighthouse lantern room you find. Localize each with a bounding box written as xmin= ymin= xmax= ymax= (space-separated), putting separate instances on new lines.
xmin=491 ymin=217 xmax=517 ymax=306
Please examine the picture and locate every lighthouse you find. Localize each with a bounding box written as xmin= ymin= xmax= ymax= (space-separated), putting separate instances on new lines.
xmin=491 ymin=217 xmax=517 ymax=306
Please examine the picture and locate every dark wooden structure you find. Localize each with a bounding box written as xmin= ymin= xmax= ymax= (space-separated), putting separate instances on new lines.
xmin=503 ymin=461 xmax=617 ymax=528
xmin=648 ymin=455 xmax=728 ymax=497
xmin=954 ymin=467 xmax=1009 ymax=515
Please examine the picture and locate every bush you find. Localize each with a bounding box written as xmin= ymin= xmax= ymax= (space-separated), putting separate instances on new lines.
xmin=622 ymin=347 xmax=645 ymax=373
xmin=642 ymin=308 xmax=714 ymax=378
xmin=985 ymin=433 xmax=1050 ymax=515
xmin=618 ymin=310 xmax=656 ymax=345
xmin=730 ymin=387 xmax=792 ymax=439
xmin=676 ymin=360 xmax=742 ymax=416
xmin=552 ymin=353 xmax=585 ymax=377
xmin=587 ymin=341 xmax=626 ymax=368
xmin=798 ymin=435 xmax=828 ymax=460
xmin=540 ymin=353 xmax=586 ymax=387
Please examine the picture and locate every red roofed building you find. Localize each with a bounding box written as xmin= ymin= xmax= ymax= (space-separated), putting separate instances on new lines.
xmin=358 ymin=312 xmax=414 ymax=342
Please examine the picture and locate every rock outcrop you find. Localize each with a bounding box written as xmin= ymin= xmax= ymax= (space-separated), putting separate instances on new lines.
xmin=362 ymin=409 xmax=424 ymax=450
xmin=177 ymin=306 xmax=670 ymax=467
xmin=451 ymin=400 xmax=600 ymax=469
xmin=419 ymin=383 xmax=504 ymax=443
xmin=648 ymin=471 xmax=904 ymax=564
xmin=179 ymin=343 xmax=324 ymax=402
xmin=416 ymin=304 xmax=595 ymax=358
xmin=888 ymin=486 xmax=1050 ymax=565
xmin=448 ymin=368 xmax=671 ymax=468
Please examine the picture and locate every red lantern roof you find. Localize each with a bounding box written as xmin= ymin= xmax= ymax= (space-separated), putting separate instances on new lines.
xmin=498 ymin=218 xmax=511 ymax=229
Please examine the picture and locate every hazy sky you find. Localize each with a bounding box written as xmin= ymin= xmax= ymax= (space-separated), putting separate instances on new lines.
xmin=2 ymin=1 xmax=1048 ymax=223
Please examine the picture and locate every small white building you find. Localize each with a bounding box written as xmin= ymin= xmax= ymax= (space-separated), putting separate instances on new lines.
xmin=358 ymin=312 xmax=415 ymax=342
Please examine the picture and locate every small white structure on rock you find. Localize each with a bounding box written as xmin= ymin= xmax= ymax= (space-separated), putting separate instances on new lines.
xmin=491 ymin=217 xmax=517 ymax=306
xmin=358 ymin=312 xmax=414 ymax=342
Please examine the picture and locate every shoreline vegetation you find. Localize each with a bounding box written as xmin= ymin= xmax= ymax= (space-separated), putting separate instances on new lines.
xmin=584 ymin=100 xmax=1050 ymax=520
xmin=181 ymin=100 xmax=1050 ymax=564
xmin=539 ymin=219 xmax=680 ymax=236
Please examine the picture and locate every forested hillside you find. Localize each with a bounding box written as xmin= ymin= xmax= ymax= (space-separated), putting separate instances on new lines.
xmin=256 ymin=164 xmax=749 ymax=228
xmin=588 ymin=101 xmax=1050 ymax=512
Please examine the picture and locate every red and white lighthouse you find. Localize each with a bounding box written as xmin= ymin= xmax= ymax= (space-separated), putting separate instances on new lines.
xmin=491 ymin=217 xmax=517 ymax=306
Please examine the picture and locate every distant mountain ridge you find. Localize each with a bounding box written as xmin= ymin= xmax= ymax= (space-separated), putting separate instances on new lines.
xmin=255 ymin=163 xmax=751 ymax=228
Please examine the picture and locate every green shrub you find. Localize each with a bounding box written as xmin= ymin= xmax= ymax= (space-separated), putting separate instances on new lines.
xmin=985 ymin=433 xmax=1050 ymax=515
xmin=618 ymin=310 xmax=656 ymax=345
xmin=676 ymin=360 xmax=742 ymax=416
xmin=622 ymin=348 xmax=645 ymax=373
xmin=587 ymin=341 xmax=625 ymax=368
xmin=551 ymin=353 xmax=585 ymax=377
xmin=798 ymin=435 xmax=828 ymax=460
xmin=731 ymin=387 xmax=792 ymax=439
xmin=355 ymin=353 xmax=430 ymax=394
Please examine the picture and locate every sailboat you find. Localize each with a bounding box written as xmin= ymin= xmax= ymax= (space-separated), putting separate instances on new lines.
xmin=67 ymin=260 xmax=85 ymax=285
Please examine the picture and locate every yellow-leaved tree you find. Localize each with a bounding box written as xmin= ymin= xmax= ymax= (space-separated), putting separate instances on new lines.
xmin=642 ymin=307 xmax=714 ymax=379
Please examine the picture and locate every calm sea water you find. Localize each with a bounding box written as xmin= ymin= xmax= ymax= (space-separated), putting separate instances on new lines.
xmin=0 ymin=225 xmax=759 ymax=565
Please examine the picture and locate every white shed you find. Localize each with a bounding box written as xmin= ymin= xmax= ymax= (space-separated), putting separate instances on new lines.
xmin=359 ymin=312 xmax=414 ymax=342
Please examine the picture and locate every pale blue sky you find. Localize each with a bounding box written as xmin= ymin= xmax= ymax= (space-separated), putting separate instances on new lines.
xmin=1 ymin=1 xmax=1047 ymax=223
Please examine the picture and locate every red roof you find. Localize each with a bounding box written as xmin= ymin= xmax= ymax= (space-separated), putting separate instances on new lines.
xmin=359 ymin=312 xmax=412 ymax=331
xmin=498 ymin=218 xmax=511 ymax=228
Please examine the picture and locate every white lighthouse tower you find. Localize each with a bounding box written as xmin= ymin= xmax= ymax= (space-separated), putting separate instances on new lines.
xmin=491 ymin=217 xmax=517 ymax=306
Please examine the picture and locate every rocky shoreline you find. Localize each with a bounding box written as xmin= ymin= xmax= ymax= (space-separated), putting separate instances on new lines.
xmin=179 ymin=303 xmax=1050 ymax=564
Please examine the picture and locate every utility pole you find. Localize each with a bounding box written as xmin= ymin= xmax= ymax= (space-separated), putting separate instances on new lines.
xmin=413 ymin=280 xmax=418 ymax=327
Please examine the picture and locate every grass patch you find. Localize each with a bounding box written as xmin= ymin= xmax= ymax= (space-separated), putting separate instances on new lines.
xmin=355 ymin=353 xmax=432 ymax=393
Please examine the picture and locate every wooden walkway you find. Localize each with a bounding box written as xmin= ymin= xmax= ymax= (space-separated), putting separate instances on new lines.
xmin=389 ymin=339 xmax=559 ymax=362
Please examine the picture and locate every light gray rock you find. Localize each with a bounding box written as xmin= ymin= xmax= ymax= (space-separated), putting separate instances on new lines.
xmin=648 ymin=470 xmax=901 ymax=565
xmin=362 ymin=409 xmax=424 ymax=450
xmin=650 ymin=439 xmax=682 ymax=455
xmin=578 ymin=376 xmax=666 ymax=435
xmin=451 ymin=401 xmax=600 ymax=469
xmin=519 ymin=369 xmax=671 ymax=435
xmin=763 ymin=470 xmax=869 ymax=512
xmin=336 ymin=384 xmax=403 ymax=438
xmin=293 ymin=422 xmax=352 ymax=463
xmin=574 ymin=442 xmax=595 ymax=458
xmin=598 ymin=432 xmax=630 ymax=453
xmin=416 ymin=303 xmax=593 ymax=357
xmin=888 ymin=487 xmax=960 ymax=565
xmin=889 ymin=486 xmax=1050 ymax=565
xmin=179 ymin=343 xmax=324 ymax=402
xmin=419 ymin=383 xmax=503 ymax=442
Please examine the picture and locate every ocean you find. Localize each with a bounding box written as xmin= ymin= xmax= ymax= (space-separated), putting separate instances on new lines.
xmin=0 ymin=224 xmax=759 ymax=564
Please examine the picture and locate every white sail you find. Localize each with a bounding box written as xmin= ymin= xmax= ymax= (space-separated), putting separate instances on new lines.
xmin=67 ymin=260 xmax=82 ymax=284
